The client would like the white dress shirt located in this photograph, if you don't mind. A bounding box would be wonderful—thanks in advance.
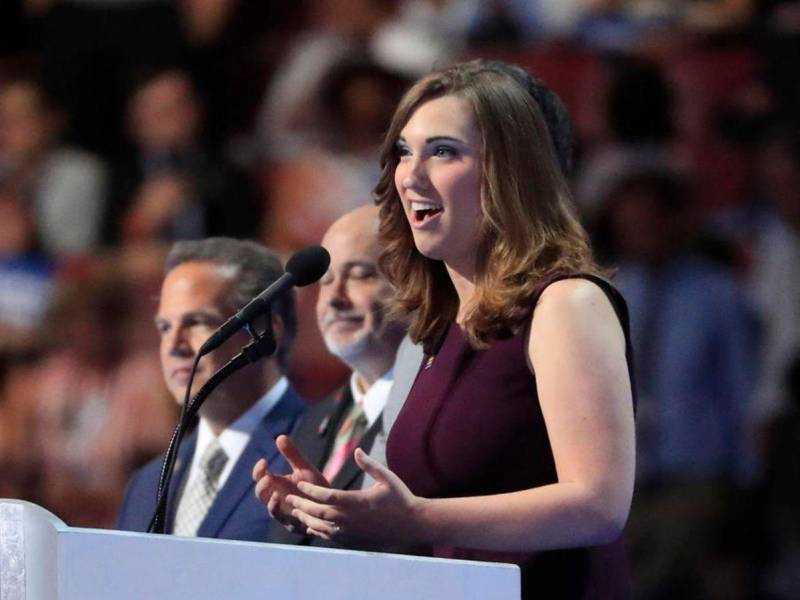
[349,370,393,428]
[183,377,288,492]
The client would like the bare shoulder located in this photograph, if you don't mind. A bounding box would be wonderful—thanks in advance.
[534,278,617,322]
[529,278,625,355]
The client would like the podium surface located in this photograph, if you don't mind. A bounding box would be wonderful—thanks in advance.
[0,499,519,599]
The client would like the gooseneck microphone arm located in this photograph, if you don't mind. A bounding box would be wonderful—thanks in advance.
[197,273,292,356]
[148,332,275,534]
[148,351,248,534]
[197,245,330,357]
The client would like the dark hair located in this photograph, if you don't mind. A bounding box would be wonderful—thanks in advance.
[165,238,296,371]
[320,58,409,122]
[607,58,674,143]
[374,60,598,350]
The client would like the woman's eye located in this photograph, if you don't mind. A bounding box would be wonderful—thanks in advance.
[396,144,411,158]
[434,145,456,158]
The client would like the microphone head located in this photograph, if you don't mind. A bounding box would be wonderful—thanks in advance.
[285,245,330,287]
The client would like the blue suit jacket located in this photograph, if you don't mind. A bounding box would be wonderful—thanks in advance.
[116,386,305,541]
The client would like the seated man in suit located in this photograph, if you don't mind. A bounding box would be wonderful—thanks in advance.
[260,204,405,546]
[117,237,305,541]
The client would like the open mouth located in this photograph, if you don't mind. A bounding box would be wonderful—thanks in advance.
[411,201,443,224]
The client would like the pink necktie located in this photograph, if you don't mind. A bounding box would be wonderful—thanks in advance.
[322,402,368,481]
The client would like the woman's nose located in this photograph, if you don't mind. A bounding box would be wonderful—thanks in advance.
[400,158,428,192]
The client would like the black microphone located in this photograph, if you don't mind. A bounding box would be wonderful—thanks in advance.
[198,245,330,356]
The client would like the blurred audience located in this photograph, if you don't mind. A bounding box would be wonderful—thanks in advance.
[592,166,758,598]
[25,269,175,527]
[0,192,54,357]
[576,57,687,219]
[34,0,190,156]
[255,0,395,159]
[262,59,408,251]
[113,67,261,245]
[758,354,800,598]
[749,125,800,429]
[0,79,108,256]
[597,167,758,481]
[370,0,472,77]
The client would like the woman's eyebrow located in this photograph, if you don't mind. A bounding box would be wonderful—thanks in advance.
[397,135,465,145]
[425,135,464,144]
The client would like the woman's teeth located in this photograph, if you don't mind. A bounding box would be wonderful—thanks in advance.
[411,201,443,222]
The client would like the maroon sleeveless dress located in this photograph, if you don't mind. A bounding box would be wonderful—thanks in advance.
[386,275,635,599]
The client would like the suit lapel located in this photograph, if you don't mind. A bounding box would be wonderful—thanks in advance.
[297,391,351,471]
[197,387,305,538]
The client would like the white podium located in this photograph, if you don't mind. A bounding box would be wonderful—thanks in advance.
[0,499,519,599]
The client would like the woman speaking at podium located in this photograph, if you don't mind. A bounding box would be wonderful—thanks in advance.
[256,60,636,599]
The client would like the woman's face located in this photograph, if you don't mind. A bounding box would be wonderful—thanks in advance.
[394,94,483,272]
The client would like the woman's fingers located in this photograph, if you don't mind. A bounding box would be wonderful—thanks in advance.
[268,492,302,531]
[354,448,397,486]
[292,508,339,540]
[286,494,343,523]
[295,481,364,507]
[266,492,283,519]
[306,527,333,540]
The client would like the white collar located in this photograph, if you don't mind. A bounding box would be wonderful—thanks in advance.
[348,369,393,427]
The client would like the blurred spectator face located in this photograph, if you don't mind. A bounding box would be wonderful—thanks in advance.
[0,194,34,254]
[49,276,129,367]
[128,72,200,154]
[607,59,674,144]
[340,74,397,148]
[0,82,56,167]
[320,61,406,154]
[316,208,397,364]
[309,0,393,37]
[154,261,250,404]
[610,186,673,263]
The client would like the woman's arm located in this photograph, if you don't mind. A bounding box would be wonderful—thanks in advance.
[287,279,635,551]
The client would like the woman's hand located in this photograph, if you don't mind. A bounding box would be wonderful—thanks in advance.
[252,435,329,532]
[286,448,429,547]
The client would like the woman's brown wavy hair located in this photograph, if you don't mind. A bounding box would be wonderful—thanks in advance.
[374,60,600,351]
